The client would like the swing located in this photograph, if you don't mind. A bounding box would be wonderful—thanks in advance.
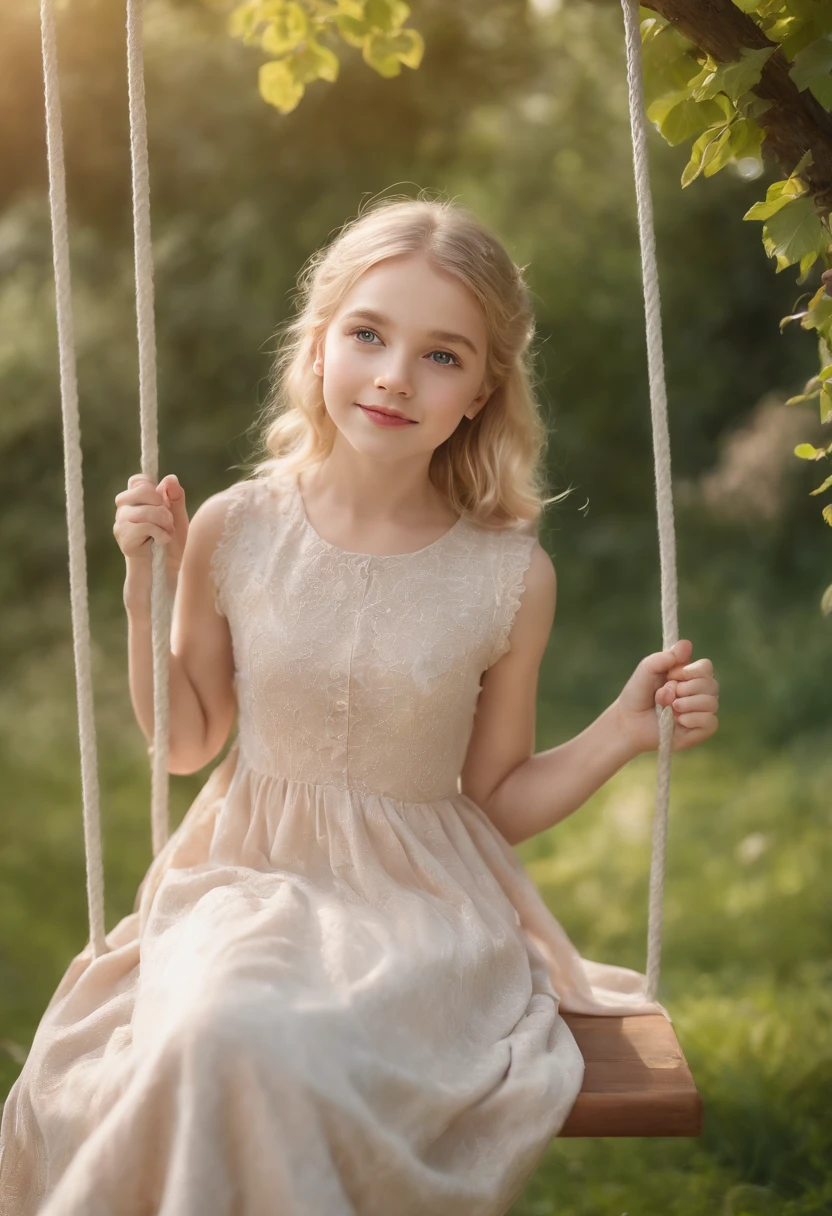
[36,0,701,1140]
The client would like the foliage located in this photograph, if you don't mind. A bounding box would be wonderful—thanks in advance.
[217,0,424,112]
[639,2,832,612]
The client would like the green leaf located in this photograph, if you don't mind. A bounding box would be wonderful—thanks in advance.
[640,18,701,97]
[735,92,774,122]
[713,117,764,170]
[364,0,411,33]
[261,3,308,55]
[290,37,340,83]
[809,472,832,496]
[362,27,423,76]
[821,583,832,615]
[651,94,734,147]
[334,13,371,45]
[768,17,802,45]
[646,92,731,147]
[789,36,832,110]
[702,123,743,178]
[743,176,808,223]
[821,382,832,425]
[760,196,827,272]
[791,149,815,179]
[801,288,832,342]
[794,443,825,459]
[681,125,729,187]
[689,46,777,104]
[259,58,305,112]
[228,2,261,40]
[798,249,821,279]
[823,504,832,527]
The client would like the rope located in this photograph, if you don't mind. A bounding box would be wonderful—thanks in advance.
[126,0,173,860]
[37,0,171,959]
[38,0,107,959]
[621,0,680,1003]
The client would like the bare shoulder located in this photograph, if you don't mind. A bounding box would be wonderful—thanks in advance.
[183,483,252,578]
[190,484,247,543]
[496,538,557,668]
[522,538,557,600]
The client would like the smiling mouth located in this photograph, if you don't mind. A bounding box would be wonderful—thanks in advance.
[356,404,417,423]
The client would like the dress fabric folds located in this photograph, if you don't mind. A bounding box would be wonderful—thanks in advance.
[0,469,667,1215]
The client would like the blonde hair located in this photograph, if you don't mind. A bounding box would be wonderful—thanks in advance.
[239,190,571,530]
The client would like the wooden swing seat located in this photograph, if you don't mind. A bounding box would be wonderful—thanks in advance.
[558,1012,702,1137]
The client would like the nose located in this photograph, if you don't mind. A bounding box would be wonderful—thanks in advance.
[374,357,412,397]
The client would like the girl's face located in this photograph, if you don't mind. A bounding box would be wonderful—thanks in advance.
[313,253,490,460]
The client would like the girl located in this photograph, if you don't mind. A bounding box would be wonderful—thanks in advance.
[0,195,719,1215]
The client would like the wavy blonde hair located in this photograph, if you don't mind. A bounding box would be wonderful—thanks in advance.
[239,190,571,531]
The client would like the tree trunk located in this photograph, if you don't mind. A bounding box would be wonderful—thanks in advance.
[641,0,832,213]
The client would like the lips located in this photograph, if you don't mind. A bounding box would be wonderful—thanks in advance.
[356,404,416,423]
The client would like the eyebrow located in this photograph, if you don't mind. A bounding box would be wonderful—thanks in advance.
[340,308,480,356]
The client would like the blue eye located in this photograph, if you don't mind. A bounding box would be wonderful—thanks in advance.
[350,328,460,367]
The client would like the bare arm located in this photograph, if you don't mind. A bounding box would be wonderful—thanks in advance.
[124,594,206,771]
[124,492,238,775]
[460,543,637,847]
[482,704,637,847]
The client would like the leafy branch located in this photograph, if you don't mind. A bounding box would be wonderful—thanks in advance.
[214,0,424,113]
[640,0,832,615]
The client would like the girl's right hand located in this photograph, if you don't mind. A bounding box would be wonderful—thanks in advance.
[114,474,189,592]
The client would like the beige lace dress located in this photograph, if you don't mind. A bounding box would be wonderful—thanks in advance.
[0,469,665,1216]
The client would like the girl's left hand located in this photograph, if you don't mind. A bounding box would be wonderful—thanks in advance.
[614,639,720,757]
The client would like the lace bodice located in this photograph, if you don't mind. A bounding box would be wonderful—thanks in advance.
[209,471,537,803]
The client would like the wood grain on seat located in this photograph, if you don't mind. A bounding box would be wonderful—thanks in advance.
[558,1013,703,1137]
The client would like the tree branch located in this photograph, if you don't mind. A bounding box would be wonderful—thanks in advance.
[641,0,832,213]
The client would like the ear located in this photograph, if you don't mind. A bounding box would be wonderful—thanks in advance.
[464,385,490,421]
[312,336,324,377]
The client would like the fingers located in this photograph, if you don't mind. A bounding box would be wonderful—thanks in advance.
[668,656,714,680]
[642,640,693,674]
[673,711,719,735]
[126,503,175,532]
[114,475,180,561]
[116,474,184,509]
[159,474,184,504]
[672,693,718,717]
[117,475,164,507]
[672,676,719,697]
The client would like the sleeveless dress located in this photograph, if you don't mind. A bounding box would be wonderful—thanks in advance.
[0,469,667,1216]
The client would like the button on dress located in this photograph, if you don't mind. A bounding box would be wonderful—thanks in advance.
[0,469,666,1216]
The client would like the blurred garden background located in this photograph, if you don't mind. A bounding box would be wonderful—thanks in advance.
[1,0,830,1211]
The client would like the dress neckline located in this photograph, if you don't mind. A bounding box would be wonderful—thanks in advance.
[285,470,467,560]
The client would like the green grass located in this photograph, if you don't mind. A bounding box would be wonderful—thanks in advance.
[1,631,830,1214]
[508,744,832,1215]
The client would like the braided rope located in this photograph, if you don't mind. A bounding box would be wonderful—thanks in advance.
[38,0,107,958]
[38,0,171,958]
[621,0,680,1003]
[126,0,173,860]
